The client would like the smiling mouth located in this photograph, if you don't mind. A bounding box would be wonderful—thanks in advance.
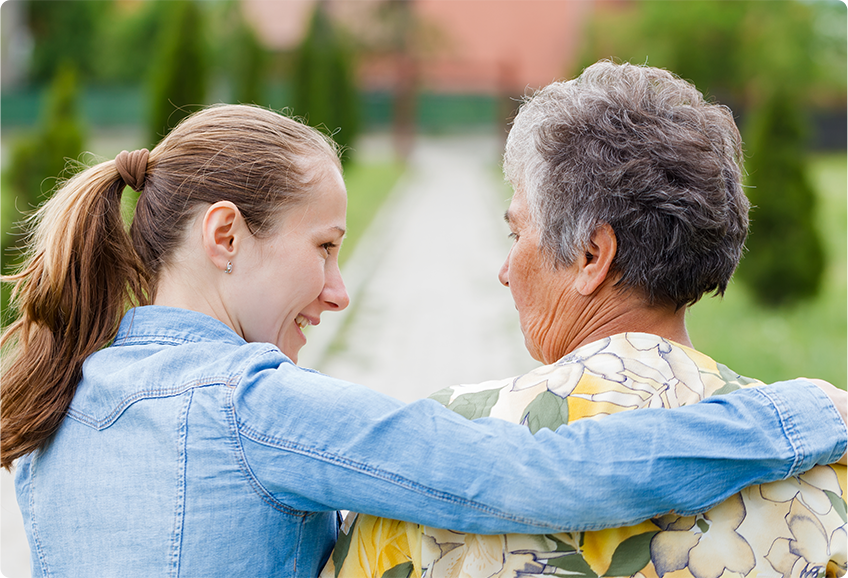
[295,314,312,330]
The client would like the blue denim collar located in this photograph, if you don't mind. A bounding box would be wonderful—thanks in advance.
[113,305,246,348]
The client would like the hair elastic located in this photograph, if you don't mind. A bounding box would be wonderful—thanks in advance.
[115,149,149,192]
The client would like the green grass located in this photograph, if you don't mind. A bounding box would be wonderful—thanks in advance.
[339,160,405,266]
[687,153,847,389]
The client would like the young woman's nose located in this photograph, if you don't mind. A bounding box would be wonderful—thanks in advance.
[322,264,350,311]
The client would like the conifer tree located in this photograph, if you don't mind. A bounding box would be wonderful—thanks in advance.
[8,63,86,214]
[148,0,208,145]
[4,63,86,324]
[231,18,268,106]
[24,0,100,83]
[293,2,360,164]
[736,90,825,306]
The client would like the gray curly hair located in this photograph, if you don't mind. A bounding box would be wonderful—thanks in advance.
[503,61,748,308]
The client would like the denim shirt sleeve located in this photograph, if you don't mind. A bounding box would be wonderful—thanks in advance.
[232,350,847,533]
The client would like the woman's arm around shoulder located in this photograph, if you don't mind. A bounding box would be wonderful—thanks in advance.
[232,354,847,533]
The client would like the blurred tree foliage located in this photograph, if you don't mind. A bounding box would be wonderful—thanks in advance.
[147,0,210,146]
[3,63,87,324]
[94,2,173,85]
[231,19,268,105]
[23,1,100,83]
[578,0,845,106]
[738,90,826,306]
[20,0,268,99]
[293,2,360,164]
[578,0,845,306]
[209,1,270,106]
[813,0,848,98]
[8,64,86,216]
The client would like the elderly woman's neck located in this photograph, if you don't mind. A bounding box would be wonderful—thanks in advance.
[597,302,692,348]
[545,293,692,363]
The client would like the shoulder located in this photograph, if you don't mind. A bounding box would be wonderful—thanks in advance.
[71,338,281,427]
[426,332,765,430]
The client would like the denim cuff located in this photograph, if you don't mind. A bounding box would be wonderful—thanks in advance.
[755,379,847,477]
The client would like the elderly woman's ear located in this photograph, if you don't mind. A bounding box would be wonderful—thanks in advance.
[574,224,617,296]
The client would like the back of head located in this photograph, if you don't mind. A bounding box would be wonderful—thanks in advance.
[504,60,748,308]
[0,104,340,468]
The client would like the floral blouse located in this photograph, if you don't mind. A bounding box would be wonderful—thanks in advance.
[321,333,847,578]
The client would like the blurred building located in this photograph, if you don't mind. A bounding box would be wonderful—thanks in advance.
[242,0,594,95]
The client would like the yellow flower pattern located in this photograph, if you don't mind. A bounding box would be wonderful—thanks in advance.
[320,333,847,578]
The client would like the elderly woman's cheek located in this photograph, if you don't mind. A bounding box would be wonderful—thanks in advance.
[531,273,587,362]
[530,310,564,363]
[517,293,556,362]
[522,324,547,362]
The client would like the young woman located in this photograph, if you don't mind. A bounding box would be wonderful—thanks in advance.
[2,104,844,577]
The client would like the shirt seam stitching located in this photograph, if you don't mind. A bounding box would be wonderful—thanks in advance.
[66,380,228,430]
[169,389,192,578]
[235,423,562,531]
[225,388,310,517]
[752,385,801,477]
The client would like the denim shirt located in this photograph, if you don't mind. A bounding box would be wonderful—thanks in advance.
[15,306,846,578]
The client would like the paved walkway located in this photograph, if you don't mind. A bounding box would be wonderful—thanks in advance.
[0,133,538,577]
[299,132,537,402]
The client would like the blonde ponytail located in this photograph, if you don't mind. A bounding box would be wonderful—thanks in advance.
[1,161,150,469]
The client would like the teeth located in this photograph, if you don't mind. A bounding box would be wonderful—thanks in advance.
[295,314,310,329]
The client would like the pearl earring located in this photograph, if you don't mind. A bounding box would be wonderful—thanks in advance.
[224,261,233,274]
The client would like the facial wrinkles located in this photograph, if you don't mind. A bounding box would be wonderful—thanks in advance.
[516,232,613,363]
[526,275,580,364]
[544,279,638,362]
[545,291,600,362]
[510,227,558,361]
[508,189,576,362]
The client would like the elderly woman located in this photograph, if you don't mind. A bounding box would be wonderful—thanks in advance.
[323,61,847,578]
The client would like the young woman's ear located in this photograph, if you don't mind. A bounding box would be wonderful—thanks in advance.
[574,223,617,296]
[201,201,246,273]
